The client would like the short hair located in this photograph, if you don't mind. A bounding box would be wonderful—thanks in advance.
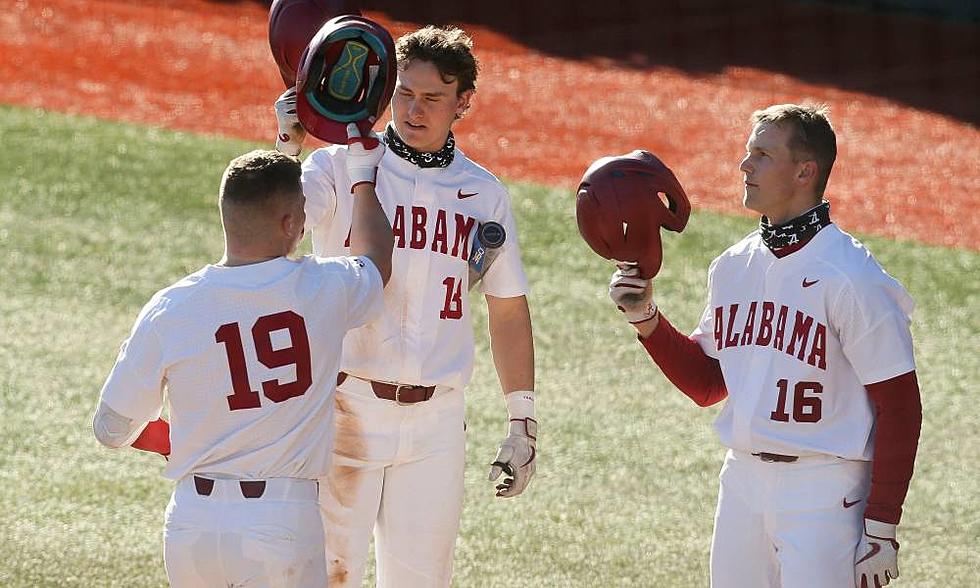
[219,149,302,206]
[395,26,479,94]
[751,103,837,196]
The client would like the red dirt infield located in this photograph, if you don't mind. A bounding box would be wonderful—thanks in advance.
[3,0,977,249]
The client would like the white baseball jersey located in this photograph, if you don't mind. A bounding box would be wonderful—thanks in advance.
[302,145,529,389]
[98,255,383,481]
[692,224,915,460]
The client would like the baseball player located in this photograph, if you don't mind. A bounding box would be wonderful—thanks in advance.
[92,137,393,587]
[609,104,921,587]
[274,25,536,587]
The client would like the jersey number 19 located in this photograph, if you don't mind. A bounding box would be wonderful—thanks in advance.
[214,310,312,411]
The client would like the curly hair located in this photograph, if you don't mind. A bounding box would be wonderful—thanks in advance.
[395,26,479,95]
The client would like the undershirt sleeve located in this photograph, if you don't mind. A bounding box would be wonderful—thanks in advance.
[863,370,922,524]
[639,313,728,407]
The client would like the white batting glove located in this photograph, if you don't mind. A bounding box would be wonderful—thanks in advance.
[274,88,306,156]
[609,263,657,324]
[855,519,900,588]
[489,418,537,498]
[345,123,384,192]
[489,391,537,498]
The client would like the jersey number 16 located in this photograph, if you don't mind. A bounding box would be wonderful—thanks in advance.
[214,310,312,411]
[770,379,824,423]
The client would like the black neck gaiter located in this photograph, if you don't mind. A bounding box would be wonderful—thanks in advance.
[383,123,455,168]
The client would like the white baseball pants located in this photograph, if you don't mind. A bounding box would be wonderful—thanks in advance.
[710,449,870,587]
[320,376,466,588]
[164,476,326,587]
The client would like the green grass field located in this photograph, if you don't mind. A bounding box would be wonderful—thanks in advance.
[1,105,977,586]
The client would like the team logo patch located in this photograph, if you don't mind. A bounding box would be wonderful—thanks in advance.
[328,40,369,101]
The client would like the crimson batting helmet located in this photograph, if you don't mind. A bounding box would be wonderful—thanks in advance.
[576,150,692,279]
[295,15,396,144]
[268,0,362,88]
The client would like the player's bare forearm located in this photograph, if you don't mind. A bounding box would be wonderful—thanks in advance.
[486,294,534,394]
[350,183,394,284]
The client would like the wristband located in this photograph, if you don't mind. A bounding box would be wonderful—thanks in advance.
[504,390,535,421]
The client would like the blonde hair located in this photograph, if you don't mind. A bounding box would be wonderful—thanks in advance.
[752,103,837,196]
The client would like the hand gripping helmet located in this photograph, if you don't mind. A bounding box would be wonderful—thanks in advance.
[575,150,692,279]
[268,0,362,88]
[294,14,397,144]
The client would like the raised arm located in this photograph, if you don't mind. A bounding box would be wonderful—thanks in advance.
[344,124,393,285]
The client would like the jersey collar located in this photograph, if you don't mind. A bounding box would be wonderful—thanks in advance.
[204,256,299,286]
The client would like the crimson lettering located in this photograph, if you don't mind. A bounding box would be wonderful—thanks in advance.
[756,302,775,346]
[724,304,740,348]
[773,305,789,351]
[739,301,758,346]
[713,306,724,350]
[431,210,449,254]
[807,323,827,369]
[410,206,427,249]
[392,206,406,248]
[713,301,829,371]
[371,205,478,262]
[785,311,813,360]
[451,213,476,260]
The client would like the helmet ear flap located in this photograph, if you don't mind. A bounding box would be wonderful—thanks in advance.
[656,169,692,233]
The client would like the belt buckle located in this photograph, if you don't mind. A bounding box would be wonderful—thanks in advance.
[394,384,411,406]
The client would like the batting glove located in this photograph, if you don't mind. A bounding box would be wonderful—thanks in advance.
[489,419,537,498]
[855,519,900,588]
[345,123,384,192]
[274,87,306,156]
[609,263,657,324]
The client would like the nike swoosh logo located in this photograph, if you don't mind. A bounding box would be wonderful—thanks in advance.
[855,541,881,565]
[802,278,819,288]
[457,189,478,199]
[843,498,861,508]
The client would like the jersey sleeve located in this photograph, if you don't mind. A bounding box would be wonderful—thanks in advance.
[333,256,385,330]
[477,185,530,297]
[302,147,340,232]
[97,299,168,424]
[690,257,722,358]
[834,268,916,385]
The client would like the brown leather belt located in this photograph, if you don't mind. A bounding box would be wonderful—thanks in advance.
[194,475,266,498]
[336,372,436,404]
[752,452,799,463]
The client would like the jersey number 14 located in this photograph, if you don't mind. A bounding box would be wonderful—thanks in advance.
[214,310,312,411]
